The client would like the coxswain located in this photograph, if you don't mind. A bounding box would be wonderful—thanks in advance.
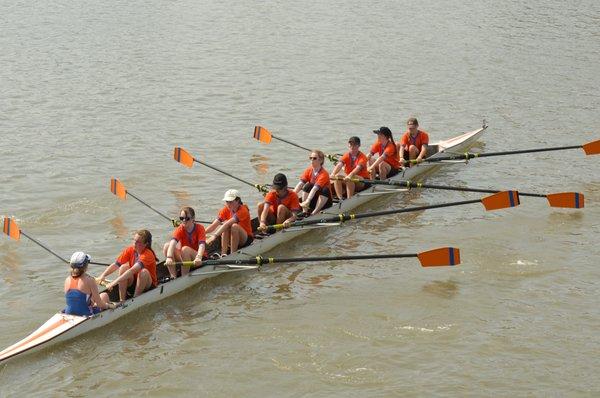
[398,117,429,165]
[64,252,114,316]
[206,189,254,256]
[257,173,300,230]
[294,150,333,216]
[163,206,207,279]
[97,229,158,301]
[366,126,401,180]
[331,136,371,199]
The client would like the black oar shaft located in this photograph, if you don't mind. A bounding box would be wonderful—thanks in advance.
[20,231,68,264]
[429,145,583,162]
[273,135,313,152]
[380,180,546,199]
[191,253,418,267]
[192,158,266,193]
[265,198,483,233]
[126,191,172,222]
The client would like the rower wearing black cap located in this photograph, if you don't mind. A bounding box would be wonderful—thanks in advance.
[366,126,402,180]
[257,173,301,231]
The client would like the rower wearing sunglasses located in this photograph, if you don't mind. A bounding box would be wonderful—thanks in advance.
[163,206,207,278]
[294,149,333,216]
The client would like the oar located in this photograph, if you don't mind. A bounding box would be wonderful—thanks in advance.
[2,217,110,266]
[336,177,584,209]
[416,139,600,163]
[253,126,341,163]
[173,147,270,194]
[174,247,461,268]
[261,191,520,234]
[109,178,210,225]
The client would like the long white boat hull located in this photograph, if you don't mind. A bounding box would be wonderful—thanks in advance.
[0,124,486,364]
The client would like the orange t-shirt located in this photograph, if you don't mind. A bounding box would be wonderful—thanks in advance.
[218,204,253,237]
[370,140,401,169]
[264,189,301,215]
[400,130,429,152]
[300,166,332,200]
[115,246,158,287]
[300,166,331,189]
[172,224,206,252]
[340,151,370,179]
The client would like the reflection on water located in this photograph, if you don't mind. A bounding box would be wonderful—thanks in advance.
[421,279,460,299]
[250,154,270,176]
[108,215,129,239]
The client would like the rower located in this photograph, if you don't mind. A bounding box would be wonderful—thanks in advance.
[163,206,207,279]
[64,252,114,316]
[257,173,300,231]
[206,189,254,257]
[398,117,429,165]
[294,150,333,216]
[366,126,401,180]
[331,136,371,199]
[97,230,158,301]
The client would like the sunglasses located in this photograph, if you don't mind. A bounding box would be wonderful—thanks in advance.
[179,216,191,221]
[309,156,318,160]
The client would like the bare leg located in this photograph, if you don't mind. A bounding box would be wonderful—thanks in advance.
[117,264,134,302]
[230,223,248,253]
[378,162,391,179]
[276,205,292,224]
[220,225,231,255]
[312,194,329,214]
[180,246,198,276]
[134,269,152,297]
[333,179,345,200]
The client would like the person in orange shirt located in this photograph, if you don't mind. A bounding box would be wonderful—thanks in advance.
[163,206,207,279]
[294,150,333,216]
[206,189,254,256]
[97,230,158,302]
[398,117,429,165]
[367,126,401,180]
[257,173,300,230]
[331,136,371,199]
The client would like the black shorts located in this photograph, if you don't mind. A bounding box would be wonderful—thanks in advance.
[302,183,333,211]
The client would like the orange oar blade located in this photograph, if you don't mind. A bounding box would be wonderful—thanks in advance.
[583,140,600,155]
[417,247,460,267]
[109,178,127,200]
[2,217,21,241]
[173,147,194,168]
[253,126,272,144]
[546,192,584,208]
[481,190,520,211]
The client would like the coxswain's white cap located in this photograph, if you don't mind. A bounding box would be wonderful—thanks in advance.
[70,251,91,268]
[222,189,240,202]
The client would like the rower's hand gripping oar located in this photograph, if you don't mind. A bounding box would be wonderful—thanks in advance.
[413,139,600,164]
[262,191,521,234]
[173,247,461,269]
[2,217,111,266]
[338,177,585,209]
[253,126,341,163]
[109,178,210,226]
[173,147,270,194]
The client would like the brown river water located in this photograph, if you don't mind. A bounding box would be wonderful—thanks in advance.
[1,0,599,396]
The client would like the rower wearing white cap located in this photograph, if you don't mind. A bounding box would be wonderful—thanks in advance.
[64,252,114,316]
[206,189,254,257]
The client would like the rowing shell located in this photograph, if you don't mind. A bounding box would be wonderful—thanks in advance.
[0,123,487,364]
